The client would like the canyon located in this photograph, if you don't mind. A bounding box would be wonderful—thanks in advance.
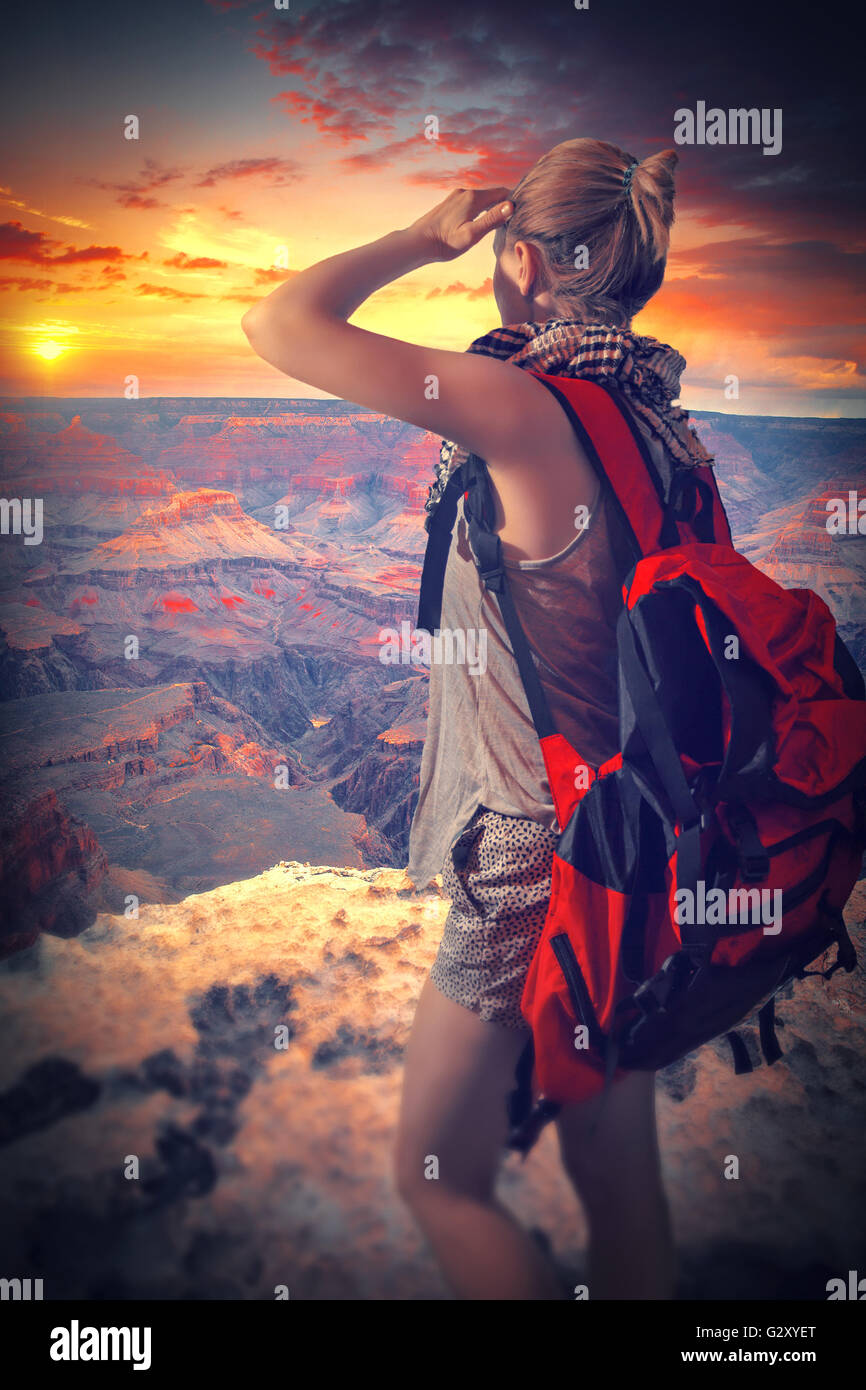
[1,397,864,951]
[0,398,438,950]
[0,393,863,1300]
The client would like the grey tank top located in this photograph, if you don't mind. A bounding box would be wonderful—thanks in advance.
[405,406,668,890]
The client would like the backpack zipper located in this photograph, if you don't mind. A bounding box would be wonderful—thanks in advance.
[550,933,606,1051]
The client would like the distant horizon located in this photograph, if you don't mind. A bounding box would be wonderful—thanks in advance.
[2,395,865,425]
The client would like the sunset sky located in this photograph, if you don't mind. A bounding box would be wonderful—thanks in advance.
[1,0,863,415]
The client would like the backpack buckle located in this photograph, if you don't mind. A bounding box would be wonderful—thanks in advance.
[479,564,505,593]
[741,851,769,883]
[726,803,769,882]
[633,979,664,1015]
[633,955,682,1015]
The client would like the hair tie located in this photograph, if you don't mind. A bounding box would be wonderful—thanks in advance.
[622,160,639,194]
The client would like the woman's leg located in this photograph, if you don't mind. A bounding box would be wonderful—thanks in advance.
[556,1070,675,1299]
[393,975,564,1300]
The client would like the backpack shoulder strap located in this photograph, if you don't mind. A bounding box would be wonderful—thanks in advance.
[528,373,733,552]
[415,376,657,636]
[416,462,467,634]
[460,452,558,740]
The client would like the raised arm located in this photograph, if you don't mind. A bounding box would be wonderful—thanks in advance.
[241,189,574,471]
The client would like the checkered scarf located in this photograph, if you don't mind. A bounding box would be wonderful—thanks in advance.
[423,318,714,531]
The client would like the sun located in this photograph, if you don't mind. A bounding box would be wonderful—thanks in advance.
[33,340,67,361]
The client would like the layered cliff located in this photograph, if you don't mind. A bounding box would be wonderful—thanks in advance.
[0,787,108,954]
[299,674,428,863]
[1,397,863,966]
[0,681,388,947]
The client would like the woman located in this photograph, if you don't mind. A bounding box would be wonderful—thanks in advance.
[243,138,710,1301]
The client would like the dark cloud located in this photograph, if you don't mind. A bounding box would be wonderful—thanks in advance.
[52,244,128,265]
[665,237,866,366]
[117,193,163,210]
[240,0,863,403]
[250,0,861,244]
[0,274,85,294]
[85,158,186,210]
[672,238,866,287]
[195,157,302,188]
[0,221,59,261]
[0,220,129,265]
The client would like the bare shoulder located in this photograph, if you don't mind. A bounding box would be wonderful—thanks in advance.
[453,356,583,462]
[475,366,601,562]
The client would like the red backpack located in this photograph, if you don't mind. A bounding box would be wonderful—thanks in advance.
[417,373,866,1153]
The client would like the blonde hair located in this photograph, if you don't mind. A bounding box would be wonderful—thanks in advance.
[499,138,678,324]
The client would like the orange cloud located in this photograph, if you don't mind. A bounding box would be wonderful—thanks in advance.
[135,283,206,301]
[0,274,85,294]
[253,267,296,285]
[163,252,229,270]
[0,221,133,266]
[426,278,494,301]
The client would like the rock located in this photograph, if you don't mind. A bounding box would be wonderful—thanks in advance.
[0,866,861,1299]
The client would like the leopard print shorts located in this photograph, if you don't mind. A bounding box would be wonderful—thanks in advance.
[430,805,560,1031]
